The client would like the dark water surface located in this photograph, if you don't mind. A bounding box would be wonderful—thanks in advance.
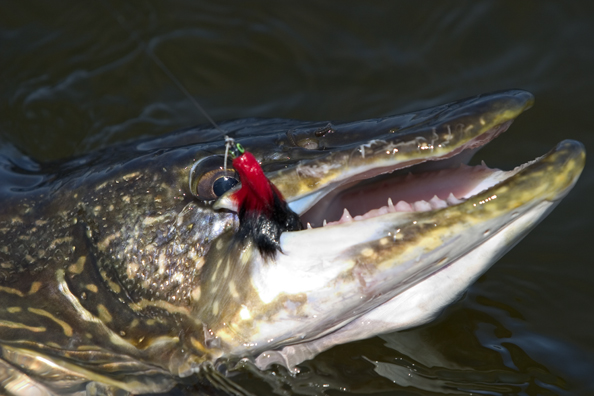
[1,1,593,395]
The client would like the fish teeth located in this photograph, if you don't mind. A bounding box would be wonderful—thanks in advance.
[307,222,313,229]
[387,198,395,212]
[413,200,432,212]
[341,208,353,222]
[320,193,464,225]
[429,195,447,209]
[395,200,412,212]
[447,193,462,205]
[377,206,389,215]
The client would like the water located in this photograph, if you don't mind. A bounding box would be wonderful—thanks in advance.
[1,1,593,395]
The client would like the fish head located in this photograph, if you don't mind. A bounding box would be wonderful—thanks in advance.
[176,89,584,366]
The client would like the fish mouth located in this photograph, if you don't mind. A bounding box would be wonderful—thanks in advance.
[298,120,514,228]
[275,90,536,226]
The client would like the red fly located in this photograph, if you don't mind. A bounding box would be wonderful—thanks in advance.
[225,139,302,257]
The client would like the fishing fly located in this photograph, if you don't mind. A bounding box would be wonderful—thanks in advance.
[222,136,302,257]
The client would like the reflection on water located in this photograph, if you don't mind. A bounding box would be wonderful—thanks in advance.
[1,1,594,395]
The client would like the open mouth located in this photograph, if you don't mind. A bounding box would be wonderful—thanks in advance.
[298,121,519,229]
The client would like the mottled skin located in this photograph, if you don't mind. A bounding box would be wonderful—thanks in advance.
[0,147,224,392]
[0,90,585,395]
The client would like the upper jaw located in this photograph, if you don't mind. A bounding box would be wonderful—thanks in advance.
[273,89,534,214]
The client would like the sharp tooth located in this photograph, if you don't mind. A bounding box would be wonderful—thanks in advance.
[447,193,462,205]
[481,160,487,167]
[429,195,447,209]
[387,198,395,211]
[307,222,313,229]
[413,200,432,212]
[395,200,412,212]
[341,208,353,222]
[323,219,327,226]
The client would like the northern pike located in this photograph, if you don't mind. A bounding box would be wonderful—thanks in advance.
[0,90,585,395]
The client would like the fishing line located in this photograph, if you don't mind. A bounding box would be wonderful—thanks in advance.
[101,0,227,136]
[102,2,244,179]
[223,135,235,177]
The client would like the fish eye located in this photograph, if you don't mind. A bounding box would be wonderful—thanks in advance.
[212,176,239,197]
[189,156,239,200]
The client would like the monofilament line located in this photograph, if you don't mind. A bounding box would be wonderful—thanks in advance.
[101,0,227,136]
[224,135,235,177]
